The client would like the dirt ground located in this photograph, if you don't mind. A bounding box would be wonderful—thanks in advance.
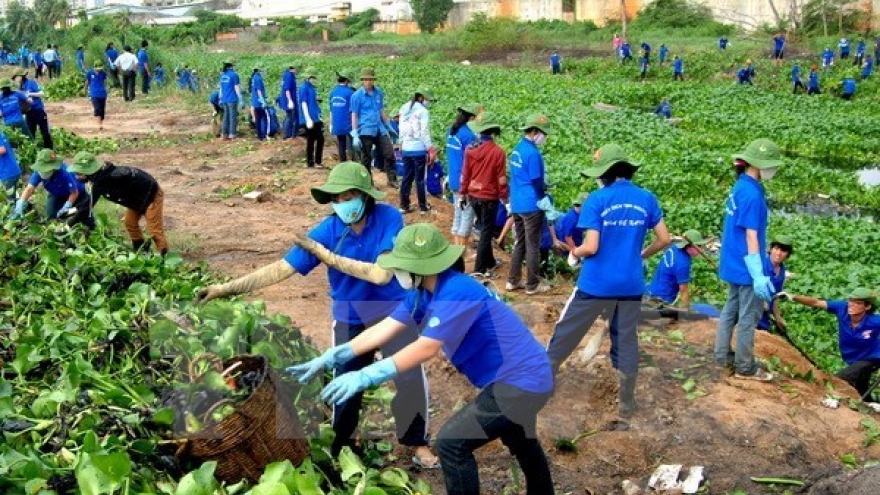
[46,95,880,494]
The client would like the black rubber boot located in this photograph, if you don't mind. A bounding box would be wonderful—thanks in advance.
[132,239,151,253]
[386,167,399,189]
[618,370,638,418]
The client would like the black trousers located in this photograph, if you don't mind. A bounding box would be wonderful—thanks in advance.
[837,360,880,396]
[471,198,499,273]
[26,107,52,149]
[122,70,136,101]
[303,121,324,167]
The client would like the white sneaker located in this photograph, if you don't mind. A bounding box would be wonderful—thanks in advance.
[505,282,525,291]
[525,284,551,295]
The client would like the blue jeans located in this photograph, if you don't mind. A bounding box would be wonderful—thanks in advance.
[437,383,553,495]
[283,109,298,139]
[221,103,238,138]
[46,192,95,229]
[400,154,427,210]
[450,193,475,237]
[140,70,151,94]
[714,283,762,374]
[253,107,268,139]
[2,175,19,202]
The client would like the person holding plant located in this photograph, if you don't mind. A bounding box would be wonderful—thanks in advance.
[68,152,168,255]
[329,70,355,161]
[398,87,435,214]
[85,61,108,131]
[195,161,437,467]
[298,67,324,168]
[553,193,586,252]
[756,236,793,332]
[218,60,243,140]
[546,144,670,418]
[776,288,880,396]
[447,104,480,249]
[646,229,708,311]
[289,222,555,495]
[14,70,52,149]
[0,78,33,138]
[0,130,21,203]
[9,149,94,228]
[715,138,785,382]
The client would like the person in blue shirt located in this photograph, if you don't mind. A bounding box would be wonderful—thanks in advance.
[808,65,821,94]
[550,51,561,74]
[298,67,324,168]
[658,44,668,65]
[189,69,200,92]
[176,64,191,90]
[350,67,395,184]
[280,65,298,140]
[719,37,729,50]
[0,78,32,138]
[249,67,270,141]
[153,62,165,86]
[756,236,793,332]
[654,99,672,119]
[137,40,151,95]
[75,46,85,73]
[447,104,479,248]
[547,143,670,418]
[506,113,553,295]
[822,47,835,71]
[9,149,94,228]
[329,71,355,161]
[855,40,866,66]
[779,288,880,396]
[197,162,437,466]
[18,45,28,69]
[13,70,52,149]
[791,62,805,93]
[862,55,874,79]
[85,61,108,131]
[772,33,785,65]
[640,41,652,62]
[218,60,243,140]
[646,229,708,310]
[0,131,21,203]
[841,77,857,100]
[553,193,586,252]
[715,138,785,382]
[639,55,650,80]
[32,50,43,79]
[620,42,633,63]
[289,223,555,495]
[208,88,222,137]
[839,37,851,59]
[737,60,755,85]
[672,55,684,80]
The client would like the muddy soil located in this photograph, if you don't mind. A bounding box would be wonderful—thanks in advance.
[46,95,880,494]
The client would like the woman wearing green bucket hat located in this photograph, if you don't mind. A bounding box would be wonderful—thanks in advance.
[756,235,794,332]
[715,138,785,382]
[196,161,437,464]
[9,149,94,228]
[776,287,880,396]
[289,223,554,495]
[645,228,709,311]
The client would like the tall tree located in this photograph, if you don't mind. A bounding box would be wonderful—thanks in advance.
[5,1,41,41]
[34,0,71,29]
[411,0,454,34]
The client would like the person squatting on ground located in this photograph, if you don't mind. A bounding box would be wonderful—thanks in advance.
[447,104,480,250]
[195,161,438,466]
[299,67,324,167]
[85,61,108,131]
[646,229,708,311]
[715,138,785,382]
[350,67,397,186]
[114,45,139,102]
[777,288,880,396]
[756,236,793,332]
[546,143,670,418]
[398,87,436,214]
[329,71,355,161]
[14,70,52,149]
[9,149,94,229]
[289,223,555,495]
[68,152,169,255]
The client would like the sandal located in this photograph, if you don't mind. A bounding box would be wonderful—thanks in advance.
[411,455,442,470]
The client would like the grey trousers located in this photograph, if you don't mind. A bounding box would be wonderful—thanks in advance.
[508,211,545,290]
[714,283,762,375]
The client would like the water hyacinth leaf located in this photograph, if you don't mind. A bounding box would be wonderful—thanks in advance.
[258,460,298,492]
[174,461,219,495]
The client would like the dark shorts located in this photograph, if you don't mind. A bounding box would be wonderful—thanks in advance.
[774,49,784,59]
[91,97,106,118]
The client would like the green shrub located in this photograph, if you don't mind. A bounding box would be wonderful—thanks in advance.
[257,28,277,43]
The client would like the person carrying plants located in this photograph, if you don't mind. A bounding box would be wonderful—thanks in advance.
[13,70,52,149]
[546,144,670,418]
[9,149,94,228]
[398,87,436,214]
[218,60,243,140]
[85,61,108,131]
[280,65,298,140]
[250,67,270,141]
[776,288,880,396]
[0,130,21,203]
[549,51,561,74]
[715,138,785,382]
[195,161,438,467]
[329,70,355,161]
[298,67,324,168]
[506,113,554,295]
[756,236,793,333]
[459,112,507,277]
[553,192,586,252]
[0,77,33,138]
[447,104,480,249]
[645,229,708,311]
[350,67,396,186]
[288,222,555,495]
[68,152,169,255]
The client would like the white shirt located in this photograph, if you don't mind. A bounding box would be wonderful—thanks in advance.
[114,52,138,71]
[42,49,56,63]
[398,101,432,153]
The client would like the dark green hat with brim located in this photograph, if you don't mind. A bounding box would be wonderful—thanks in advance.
[467,111,501,134]
[303,67,318,79]
[415,87,435,100]
[519,113,553,134]
[12,70,27,78]
[310,161,385,204]
[68,151,101,176]
[31,149,63,174]
[848,287,878,309]
[336,70,353,81]
[94,60,104,69]
[223,59,235,65]
[458,104,483,116]
[675,229,708,248]
[770,235,794,252]
[378,223,465,276]
[0,78,12,89]
[360,67,377,80]
[732,138,784,170]
[581,143,640,178]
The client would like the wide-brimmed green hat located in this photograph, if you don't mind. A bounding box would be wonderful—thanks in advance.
[0,78,12,89]
[770,235,794,253]
[467,111,501,134]
[732,138,784,170]
[222,59,235,65]
[310,161,385,204]
[519,113,553,134]
[303,67,317,79]
[31,149,63,174]
[360,67,377,80]
[336,70,353,81]
[581,143,640,178]
[94,60,104,69]
[458,103,483,116]
[12,70,27,78]
[848,287,877,309]
[68,151,102,176]
[415,87,435,100]
[675,229,708,248]
[378,223,465,276]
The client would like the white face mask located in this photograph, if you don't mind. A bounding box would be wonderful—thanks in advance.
[533,132,547,146]
[393,270,422,290]
[422,100,431,108]
[759,167,778,180]
[595,179,604,189]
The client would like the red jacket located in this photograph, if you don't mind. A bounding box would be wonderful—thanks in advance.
[460,139,508,201]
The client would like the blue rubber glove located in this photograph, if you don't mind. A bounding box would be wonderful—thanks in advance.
[744,253,775,302]
[56,201,73,218]
[258,97,266,108]
[9,198,26,220]
[321,358,398,405]
[536,196,554,212]
[350,130,362,150]
[286,343,354,384]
